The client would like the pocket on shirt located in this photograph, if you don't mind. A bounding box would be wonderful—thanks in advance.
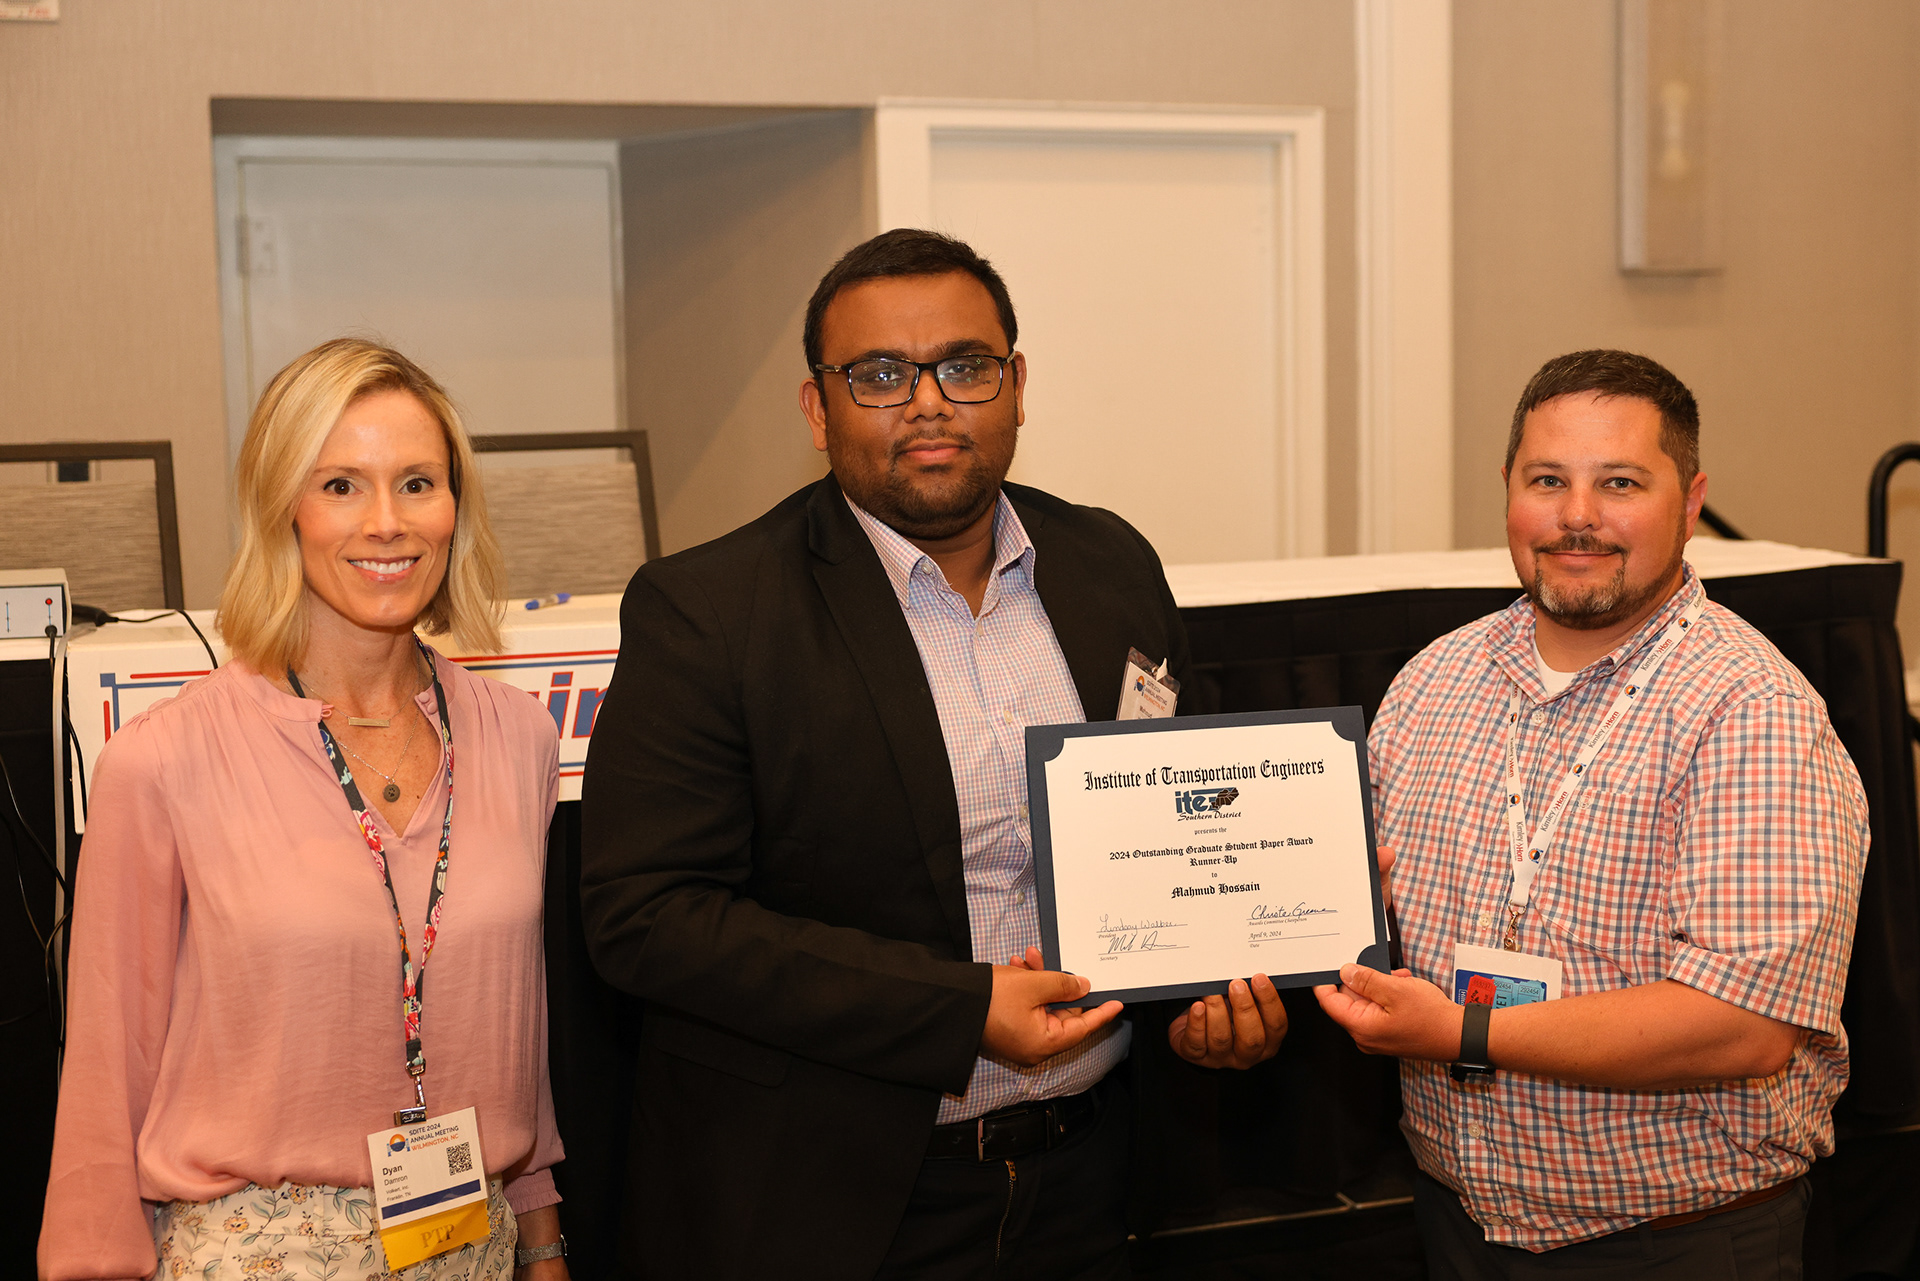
[1531,768,1679,986]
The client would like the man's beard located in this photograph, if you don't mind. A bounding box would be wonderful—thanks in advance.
[831,424,1016,542]
[1524,529,1684,632]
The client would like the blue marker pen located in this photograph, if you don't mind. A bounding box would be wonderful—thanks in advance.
[524,592,572,610]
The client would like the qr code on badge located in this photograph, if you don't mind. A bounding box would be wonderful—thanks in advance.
[446,1141,473,1176]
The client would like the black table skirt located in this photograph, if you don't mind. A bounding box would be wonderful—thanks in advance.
[543,564,1920,1268]
[0,658,65,1281]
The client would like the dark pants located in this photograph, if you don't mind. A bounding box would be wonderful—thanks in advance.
[1415,1170,1808,1281]
[873,1076,1132,1281]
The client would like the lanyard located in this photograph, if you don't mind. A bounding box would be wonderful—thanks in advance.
[289,641,454,1124]
[1498,591,1702,951]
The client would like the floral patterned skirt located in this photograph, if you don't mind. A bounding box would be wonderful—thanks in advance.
[150,1177,516,1280]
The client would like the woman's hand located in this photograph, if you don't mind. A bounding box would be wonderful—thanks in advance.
[513,1204,568,1281]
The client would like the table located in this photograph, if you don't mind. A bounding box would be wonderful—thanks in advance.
[53,539,1870,819]
[1133,540,1920,1247]
[32,539,1920,1271]
[59,595,624,827]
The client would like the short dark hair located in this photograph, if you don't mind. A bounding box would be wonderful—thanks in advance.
[802,228,1018,371]
[1507,349,1700,484]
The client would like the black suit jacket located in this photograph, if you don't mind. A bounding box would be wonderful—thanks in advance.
[580,476,1194,1279]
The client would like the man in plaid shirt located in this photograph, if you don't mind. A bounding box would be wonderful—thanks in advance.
[1317,350,1868,1278]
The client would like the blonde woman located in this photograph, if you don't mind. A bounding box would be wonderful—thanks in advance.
[39,339,569,1281]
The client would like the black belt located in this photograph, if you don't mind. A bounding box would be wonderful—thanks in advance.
[924,1083,1105,1162]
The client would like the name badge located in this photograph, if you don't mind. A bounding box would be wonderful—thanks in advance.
[1117,648,1179,720]
[365,1107,490,1271]
[1453,941,1562,1006]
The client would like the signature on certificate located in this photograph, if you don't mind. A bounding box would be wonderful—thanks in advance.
[1245,902,1340,943]
[1097,912,1189,955]
[1247,902,1337,923]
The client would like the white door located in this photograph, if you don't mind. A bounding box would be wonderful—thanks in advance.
[877,104,1326,563]
[214,138,624,462]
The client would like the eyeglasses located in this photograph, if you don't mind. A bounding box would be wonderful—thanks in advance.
[812,354,1012,408]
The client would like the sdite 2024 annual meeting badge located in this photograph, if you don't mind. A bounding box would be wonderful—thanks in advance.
[1026,707,1391,1005]
[364,1108,490,1270]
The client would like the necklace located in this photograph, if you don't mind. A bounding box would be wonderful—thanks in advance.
[301,689,406,728]
[296,660,429,803]
[336,710,422,804]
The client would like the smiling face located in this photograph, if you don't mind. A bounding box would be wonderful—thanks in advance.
[1506,390,1707,634]
[293,389,458,640]
[799,271,1025,544]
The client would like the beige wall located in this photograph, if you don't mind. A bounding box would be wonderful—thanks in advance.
[1454,1,1920,590]
[622,113,869,555]
[0,1,1359,607]
[14,2,1920,616]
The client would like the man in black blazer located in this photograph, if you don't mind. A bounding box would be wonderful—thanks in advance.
[581,229,1287,1279]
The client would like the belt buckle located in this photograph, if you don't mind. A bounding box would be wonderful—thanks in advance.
[976,1116,987,1162]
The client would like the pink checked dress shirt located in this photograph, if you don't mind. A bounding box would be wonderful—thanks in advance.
[848,493,1129,1122]
[39,658,564,1281]
[1371,566,1868,1249]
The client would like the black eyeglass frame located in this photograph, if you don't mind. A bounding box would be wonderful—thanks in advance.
[811,353,1016,408]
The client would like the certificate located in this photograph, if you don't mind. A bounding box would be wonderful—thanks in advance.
[1027,707,1390,1004]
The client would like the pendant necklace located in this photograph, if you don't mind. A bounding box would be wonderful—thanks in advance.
[296,664,427,803]
[338,711,422,804]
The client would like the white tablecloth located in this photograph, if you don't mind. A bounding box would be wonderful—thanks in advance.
[60,595,623,827]
[1162,537,1875,608]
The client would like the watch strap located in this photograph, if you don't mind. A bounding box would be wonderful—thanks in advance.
[515,1235,567,1266]
[1448,1000,1494,1081]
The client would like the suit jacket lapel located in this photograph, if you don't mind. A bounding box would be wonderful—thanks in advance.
[806,480,973,958]
[1018,494,1127,722]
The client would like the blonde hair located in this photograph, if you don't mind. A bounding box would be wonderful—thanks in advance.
[218,338,506,674]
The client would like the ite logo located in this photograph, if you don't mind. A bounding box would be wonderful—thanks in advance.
[387,1134,409,1154]
[1174,787,1240,815]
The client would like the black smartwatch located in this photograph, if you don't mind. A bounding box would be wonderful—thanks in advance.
[1448,1001,1494,1082]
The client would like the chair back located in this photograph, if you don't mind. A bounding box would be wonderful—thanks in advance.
[0,442,183,610]
[471,432,661,600]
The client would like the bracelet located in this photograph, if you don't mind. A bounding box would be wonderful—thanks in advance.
[516,1235,567,1267]
[1448,1001,1495,1082]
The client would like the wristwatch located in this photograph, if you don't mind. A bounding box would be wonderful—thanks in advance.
[516,1235,567,1267]
[1448,1001,1495,1082]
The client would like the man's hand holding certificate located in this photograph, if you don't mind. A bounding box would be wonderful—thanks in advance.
[1026,708,1390,1006]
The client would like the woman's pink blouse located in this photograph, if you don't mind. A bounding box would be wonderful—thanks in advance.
[39,659,565,1281]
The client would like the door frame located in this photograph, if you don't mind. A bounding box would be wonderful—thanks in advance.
[874,99,1328,559]
[209,135,626,482]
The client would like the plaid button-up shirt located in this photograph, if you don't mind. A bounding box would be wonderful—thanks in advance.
[849,493,1129,1122]
[1370,565,1868,1249]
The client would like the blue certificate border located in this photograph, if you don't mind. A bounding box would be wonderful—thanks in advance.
[1026,706,1391,1006]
